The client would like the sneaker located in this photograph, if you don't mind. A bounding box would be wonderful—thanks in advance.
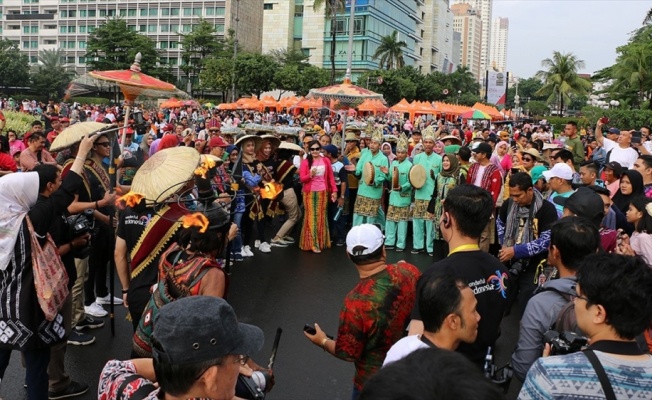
[282,236,295,244]
[396,248,404,252]
[49,380,89,399]
[95,294,123,305]
[410,248,424,254]
[335,239,346,247]
[428,252,434,257]
[254,240,261,248]
[242,245,254,257]
[67,331,95,346]
[75,316,104,331]
[259,242,272,253]
[385,245,395,250]
[231,251,244,262]
[84,302,107,318]
[270,238,289,247]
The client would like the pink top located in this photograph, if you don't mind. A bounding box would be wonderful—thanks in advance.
[9,139,25,156]
[300,156,337,194]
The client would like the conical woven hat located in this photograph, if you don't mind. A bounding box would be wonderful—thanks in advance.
[50,122,110,152]
[131,147,200,204]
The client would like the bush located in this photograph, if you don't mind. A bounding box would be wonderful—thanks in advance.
[3,110,38,137]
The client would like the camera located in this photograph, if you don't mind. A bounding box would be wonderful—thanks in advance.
[236,371,272,400]
[483,347,512,392]
[509,259,528,278]
[543,330,588,355]
[66,209,95,259]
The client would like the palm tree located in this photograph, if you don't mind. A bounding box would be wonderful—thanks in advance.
[32,49,76,98]
[372,31,407,70]
[644,7,652,24]
[313,0,345,84]
[611,42,652,109]
[535,51,591,116]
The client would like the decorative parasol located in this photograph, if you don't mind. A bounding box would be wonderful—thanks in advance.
[131,147,201,205]
[160,98,183,108]
[49,122,111,152]
[460,109,492,120]
[279,142,303,152]
[309,77,384,108]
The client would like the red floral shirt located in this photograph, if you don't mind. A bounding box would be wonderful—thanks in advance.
[335,261,421,390]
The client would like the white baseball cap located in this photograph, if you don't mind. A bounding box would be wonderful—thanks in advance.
[542,163,573,181]
[346,224,384,256]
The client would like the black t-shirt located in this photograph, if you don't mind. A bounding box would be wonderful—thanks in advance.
[412,251,510,367]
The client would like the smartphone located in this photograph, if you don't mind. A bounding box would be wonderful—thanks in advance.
[303,324,317,335]
[600,117,610,124]
[632,131,642,144]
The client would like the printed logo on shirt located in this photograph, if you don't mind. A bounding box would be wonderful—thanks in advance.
[468,270,508,298]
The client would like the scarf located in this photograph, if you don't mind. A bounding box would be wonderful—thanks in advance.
[440,153,460,179]
[0,172,39,270]
[381,143,396,163]
[504,189,544,248]
[468,162,500,192]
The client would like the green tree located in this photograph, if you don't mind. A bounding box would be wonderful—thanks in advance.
[235,53,279,97]
[644,7,652,25]
[299,65,331,96]
[313,0,346,84]
[505,77,545,109]
[179,19,224,96]
[199,57,233,101]
[85,18,169,79]
[30,49,76,99]
[372,31,408,70]
[268,47,311,68]
[526,100,549,117]
[535,51,592,116]
[0,39,30,91]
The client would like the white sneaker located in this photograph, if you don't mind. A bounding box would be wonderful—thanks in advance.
[259,242,272,253]
[96,294,123,305]
[84,302,107,318]
[242,245,254,257]
[254,240,261,248]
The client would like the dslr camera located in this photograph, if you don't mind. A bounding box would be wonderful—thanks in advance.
[236,370,273,400]
[543,330,588,355]
[66,209,95,259]
[509,259,528,278]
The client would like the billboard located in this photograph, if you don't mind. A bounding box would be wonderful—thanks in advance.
[486,71,507,106]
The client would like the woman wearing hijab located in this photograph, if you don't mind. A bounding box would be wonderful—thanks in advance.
[427,153,462,261]
[434,140,445,156]
[0,135,96,400]
[409,143,424,162]
[381,142,396,164]
[612,169,645,213]
[491,141,512,177]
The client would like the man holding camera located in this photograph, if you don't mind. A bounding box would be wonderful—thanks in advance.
[595,119,639,169]
[304,224,420,399]
[511,217,600,383]
[519,253,652,399]
[497,172,558,317]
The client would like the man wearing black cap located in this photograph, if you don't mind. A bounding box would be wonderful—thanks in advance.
[603,161,623,197]
[563,186,617,253]
[100,296,265,400]
[467,141,503,252]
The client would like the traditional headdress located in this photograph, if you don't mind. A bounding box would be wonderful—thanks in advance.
[331,132,342,148]
[397,132,409,153]
[371,126,384,144]
[422,124,436,142]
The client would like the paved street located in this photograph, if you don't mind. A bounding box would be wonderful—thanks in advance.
[0,235,520,400]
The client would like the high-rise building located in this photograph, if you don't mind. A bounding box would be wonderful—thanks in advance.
[261,0,455,80]
[450,0,491,73]
[489,17,508,72]
[451,3,482,79]
[1,0,263,86]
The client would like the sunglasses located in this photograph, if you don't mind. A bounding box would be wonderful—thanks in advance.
[522,157,534,162]
[95,142,110,147]
[310,147,321,151]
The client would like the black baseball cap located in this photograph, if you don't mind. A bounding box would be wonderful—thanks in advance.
[603,161,623,178]
[471,142,492,155]
[152,296,264,365]
[563,187,605,228]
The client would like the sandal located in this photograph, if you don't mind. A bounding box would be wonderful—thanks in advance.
[312,248,321,254]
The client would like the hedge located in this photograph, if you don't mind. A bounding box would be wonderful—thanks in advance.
[547,109,652,133]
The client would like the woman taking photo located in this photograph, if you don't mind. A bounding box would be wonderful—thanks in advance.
[299,140,337,253]
[427,153,462,260]
[617,196,652,266]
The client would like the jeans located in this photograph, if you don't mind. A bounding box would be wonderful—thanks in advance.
[0,347,51,399]
[328,201,346,241]
[232,212,244,253]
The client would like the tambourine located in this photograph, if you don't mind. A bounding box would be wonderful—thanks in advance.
[392,166,400,191]
[409,164,426,189]
[363,162,375,186]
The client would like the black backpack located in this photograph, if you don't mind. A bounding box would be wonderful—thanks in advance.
[542,287,582,335]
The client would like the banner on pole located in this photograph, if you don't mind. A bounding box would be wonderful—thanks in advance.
[486,71,507,106]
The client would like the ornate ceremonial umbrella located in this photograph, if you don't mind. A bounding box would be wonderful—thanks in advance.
[460,109,492,120]
[309,77,384,108]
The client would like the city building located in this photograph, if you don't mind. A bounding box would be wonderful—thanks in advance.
[451,30,461,72]
[489,16,508,72]
[261,0,455,81]
[451,3,482,79]
[450,0,491,73]
[1,0,263,86]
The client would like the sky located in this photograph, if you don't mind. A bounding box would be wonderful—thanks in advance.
[493,0,651,78]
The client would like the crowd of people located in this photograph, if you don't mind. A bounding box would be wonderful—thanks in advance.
[0,99,652,400]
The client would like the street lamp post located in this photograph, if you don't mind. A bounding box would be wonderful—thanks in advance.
[457,90,461,105]
[230,0,240,103]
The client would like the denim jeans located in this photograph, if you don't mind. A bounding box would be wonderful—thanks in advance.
[232,212,244,253]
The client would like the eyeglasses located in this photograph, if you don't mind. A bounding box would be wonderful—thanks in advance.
[571,285,591,304]
[522,157,534,162]
[310,147,321,151]
[95,142,110,147]
[235,354,249,365]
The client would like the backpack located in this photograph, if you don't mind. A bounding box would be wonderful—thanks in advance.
[542,286,582,335]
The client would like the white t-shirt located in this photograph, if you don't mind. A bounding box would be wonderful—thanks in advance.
[473,165,486,187]
[382,335,429,366]
[602,138,639,169]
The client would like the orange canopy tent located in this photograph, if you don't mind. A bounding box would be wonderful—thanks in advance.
[357,98,388,114]
[278,96,300,110]
[260,96,279,111]
[390,99,412,114]
[160,98,183,108]
[217,102,237,110]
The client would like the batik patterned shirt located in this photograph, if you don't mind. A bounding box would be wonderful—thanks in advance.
[335,261,421,390]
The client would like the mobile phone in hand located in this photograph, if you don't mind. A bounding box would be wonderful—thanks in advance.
[303,324,317,335]
[600,117,610,124]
